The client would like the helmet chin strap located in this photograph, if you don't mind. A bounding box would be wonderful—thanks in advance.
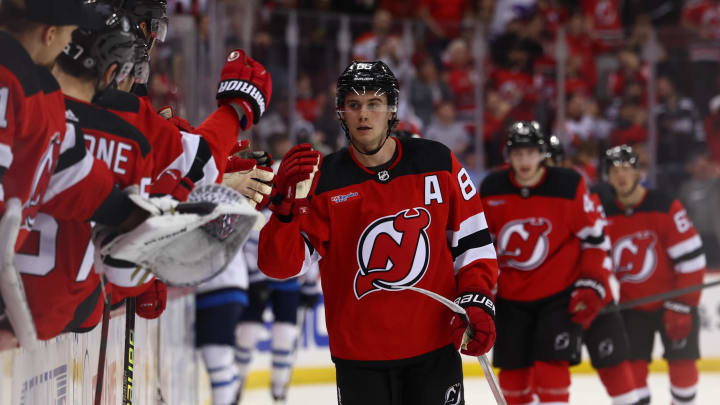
[339,112,396,157]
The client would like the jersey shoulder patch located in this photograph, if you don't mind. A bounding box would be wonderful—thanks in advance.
[637,189,674,213]
[398,137,452,174]
[92,88,141,113]
[0,32,40,96]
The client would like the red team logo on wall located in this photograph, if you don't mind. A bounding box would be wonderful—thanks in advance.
[612,231,658,283]
[354,208,431,299]
[496,217,552,270]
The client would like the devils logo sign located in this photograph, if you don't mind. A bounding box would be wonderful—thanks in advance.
[354,208,432,299]
[496,217,552,270]
[612,230,658,283]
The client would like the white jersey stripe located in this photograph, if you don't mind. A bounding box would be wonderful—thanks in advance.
[668,234,703,259]
[576,218,605,240]
[454,244,497,274]
[0,142,12,168]
[42,149,93,204]
[582,237,611,251]
[675,254,706,274]
[155,130,201,181]
[448,212,489,247]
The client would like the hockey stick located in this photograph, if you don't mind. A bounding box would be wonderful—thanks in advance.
[122,298,136,405]
[395,286,507,405]
[0,198,39,349]
[598,279,720,314]
[94,291,111,405]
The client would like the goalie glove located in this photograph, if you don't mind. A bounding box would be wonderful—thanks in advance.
[269,144,321,219]
[216,49,272,130]
[450,291,496,356]
[93,185,263,287]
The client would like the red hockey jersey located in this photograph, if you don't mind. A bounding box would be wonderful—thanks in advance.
[480,167,611,302]
[600,189,706,311]
[0,33,70,246]
[18,96,154,339]
[258,138,499,362]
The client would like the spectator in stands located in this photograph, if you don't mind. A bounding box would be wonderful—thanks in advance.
[483,90,513,167]
[410,57,453,127]
[607,48,647,98]
[679,147,720,268]
[609,82,648,146]
[424,100,471,155]
[682,0,720,40]
[581,0,623,51]
[295,72,325,123]
[564,10,599,91]
[443,38,477,119]
[655,75,705,173]
[489,32,539,122]
[417,0,471,43]
[353,8,394,61]
[565,92,612,147]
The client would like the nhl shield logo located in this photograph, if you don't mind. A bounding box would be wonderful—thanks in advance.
[354,208,432,299]
[496,217,552,271]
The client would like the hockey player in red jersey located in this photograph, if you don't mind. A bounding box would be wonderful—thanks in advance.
[258,61,499,405]
[600,145,706,405]
[480,121,611,405]
[0,0,106,246]
[546,137,642,405]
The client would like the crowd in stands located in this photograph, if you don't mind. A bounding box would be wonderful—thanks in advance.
[154,0,720,267]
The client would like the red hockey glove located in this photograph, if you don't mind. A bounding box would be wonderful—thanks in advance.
[216,49,272,130]
[569,278,606,329]
[450,291,496,356]
[663,301,693,341]
[269,144,321,219]
[135,280,167,319]
[158,105,196,132]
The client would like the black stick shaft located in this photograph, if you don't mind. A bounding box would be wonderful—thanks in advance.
[93,293,111,405]
[600,278,720,314]
[122,298,136,405]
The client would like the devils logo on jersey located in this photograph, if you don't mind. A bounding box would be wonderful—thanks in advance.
[496,217,552,270]
[612,230,658,283]
[354,208,431,299]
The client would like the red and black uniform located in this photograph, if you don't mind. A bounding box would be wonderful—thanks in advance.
[480,166,610,404]
[600,189,705,405]
[258,138,498,403]
[16,88,242,339]
[0,33,101,247]
[17,96,154,339]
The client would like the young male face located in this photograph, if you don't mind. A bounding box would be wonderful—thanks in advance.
[508,147,544,183]
[340,92,394,153]
[607,163,639,197]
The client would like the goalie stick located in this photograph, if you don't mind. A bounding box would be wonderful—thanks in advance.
[0,198,39,349]
[599,279,720,314]
[392,286,507,405]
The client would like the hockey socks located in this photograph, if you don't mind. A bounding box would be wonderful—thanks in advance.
[235,322,265,390]
[200,345,240,405]
[535,361,570,404]
[499,368,536,405]
[596,361,640,405]
[628,360,650,405]
[669,360,698,405]
[270,322,299,402]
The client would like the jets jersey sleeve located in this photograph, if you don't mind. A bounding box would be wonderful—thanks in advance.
[660,199,706,306]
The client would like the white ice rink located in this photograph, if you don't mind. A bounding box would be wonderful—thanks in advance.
[240,373,720,405]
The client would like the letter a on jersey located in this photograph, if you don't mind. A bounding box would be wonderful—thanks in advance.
[354,208,431,299]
